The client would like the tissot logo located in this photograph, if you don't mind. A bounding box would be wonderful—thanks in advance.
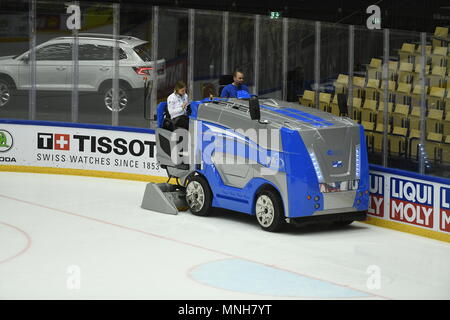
[0,130,13,152]
[37,132,156,157]
[37,133,71,151]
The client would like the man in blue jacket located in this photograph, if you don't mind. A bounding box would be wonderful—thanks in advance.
[220,69,250,98]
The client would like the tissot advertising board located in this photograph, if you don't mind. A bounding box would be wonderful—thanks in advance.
[0,124,165,177]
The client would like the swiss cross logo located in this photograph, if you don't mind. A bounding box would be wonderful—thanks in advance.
[37,133,70,151]
[54,134,70,150]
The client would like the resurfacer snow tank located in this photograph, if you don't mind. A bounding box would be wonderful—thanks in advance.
[141,95,369,232]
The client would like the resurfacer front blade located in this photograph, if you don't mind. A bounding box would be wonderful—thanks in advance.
[141,183,188,215]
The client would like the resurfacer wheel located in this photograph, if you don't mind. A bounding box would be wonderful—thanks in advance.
[255,189,285,232]
[185,175,212,216]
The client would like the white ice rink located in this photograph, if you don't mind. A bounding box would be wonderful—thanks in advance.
[0,171,449,300]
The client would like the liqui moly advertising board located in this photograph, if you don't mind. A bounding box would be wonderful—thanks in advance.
[390,178,434,228]
[368,167,450,238]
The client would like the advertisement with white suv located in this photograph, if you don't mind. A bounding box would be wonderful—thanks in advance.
[0,33,165,111]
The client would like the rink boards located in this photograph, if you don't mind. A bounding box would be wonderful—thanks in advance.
[0,120,449,242]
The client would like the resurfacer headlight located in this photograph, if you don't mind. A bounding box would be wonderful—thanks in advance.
[309,151,324,183]
[355,144,361,179]
[319,180,359,193]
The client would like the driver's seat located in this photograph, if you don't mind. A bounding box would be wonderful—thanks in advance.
[156,102,174,131]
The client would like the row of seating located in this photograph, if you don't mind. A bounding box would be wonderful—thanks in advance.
[332,76,450,110]
[363,58,450,88]
[362,122,450,164]
[298,26,450,164]
[394,43,449,67]
[299,91,450,162]
[301,85,450,113]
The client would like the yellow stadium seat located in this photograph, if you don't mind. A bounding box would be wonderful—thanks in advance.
[388,61,399,80]
[428,66,446,88]
[445,90,450,113]
[378,80,396,103]
[412,64,430,86]
[443,113,450,136]
[408,129,421,160]
[333,74,348,94]
[361,99,377,122]
[350,97,362,121]
[428,87,446,110]
[409,107,422,131]
[426,109,444,133]
[431,46,448,68]
[425,132,443,162]
[414,63,430,74]
[397,62,414,83]
[373,123,391,153]
[319,92,331,112]
[392,104,410,128]
[361,121,375,151]
[300,90,315,107]
[398,43,416,63]
[411,84,428,108]
[329,95,339,116]
[414,45,432,66]
[432,27,449,48]
[364,78,380,101]
[395,82,412,105]
[352,76,366,98]
[376,102,393,125]
[367,58,382,79]
[389,127,408,156]
[441,135,450,164]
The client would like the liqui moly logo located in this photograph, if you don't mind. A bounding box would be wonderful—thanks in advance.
[368,174,384,217]
[390,178,434,228]
[439,187,450,233]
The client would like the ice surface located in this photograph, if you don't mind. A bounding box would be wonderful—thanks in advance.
[0,172,449,299]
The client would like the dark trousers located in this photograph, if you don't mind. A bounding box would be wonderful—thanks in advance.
[172,115,189,130]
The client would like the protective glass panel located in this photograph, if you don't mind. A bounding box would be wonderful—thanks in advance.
[320,23,349,93]
[287,19,316,104]
[32,1,77,122]
[66,2,115,125]
[157,7,188,110]
[317,22,349,115]
[258,15,283,98]
[388,30,421,173]
[353,26,384,165]
[193,10,222,100]
[227,12,254,94]
[0,1,30,119]
[114,3,153,128]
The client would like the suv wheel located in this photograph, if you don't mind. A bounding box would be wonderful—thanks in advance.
[0,79,12,107]
[103,86,129,112]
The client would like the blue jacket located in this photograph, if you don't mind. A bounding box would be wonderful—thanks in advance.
[220,83,250,98]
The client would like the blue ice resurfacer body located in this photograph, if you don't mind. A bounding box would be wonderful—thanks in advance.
[143,96,369,232]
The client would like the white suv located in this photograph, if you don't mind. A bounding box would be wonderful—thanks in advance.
[0,33,165,111]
